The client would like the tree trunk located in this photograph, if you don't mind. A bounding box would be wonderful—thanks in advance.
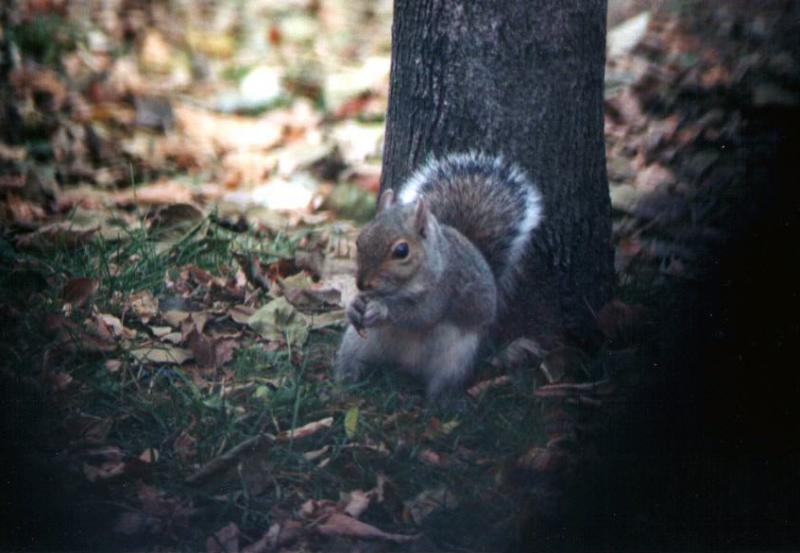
[381,0,612,341]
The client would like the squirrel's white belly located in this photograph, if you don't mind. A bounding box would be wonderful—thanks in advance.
[374,323,479,380]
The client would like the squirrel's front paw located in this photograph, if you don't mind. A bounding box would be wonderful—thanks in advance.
[347,295,388,333]
[347,294,368,332]
[362,300,388,328]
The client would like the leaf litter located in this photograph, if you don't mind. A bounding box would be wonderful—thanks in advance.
[2,1,791,552]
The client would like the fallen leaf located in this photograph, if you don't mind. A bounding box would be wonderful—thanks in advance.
[317,512,417,543]
[421,418,460,440]
[539,347,590,384]
[138,448,159,463]
[308,309,346,330]
[418,449,449,467]
[130,345,192,365]
[303,445,330,461]
[248,297,310,346]
[46,372,73,392]
[184,331,237,370]
[3,193,46,225]
[241,521,302,553]
[278,416,334,441]
[129,290,159,324]
[83,461,127,482]
[228,305,256,325]
[162,309,191,328]
[140,30,174,73]
[299,498,338,519]
[634,163,674,193]
[490,337,546,372]
[91,312,136,340]
[466,375,512,399]
[114,180,195,206]
[16,224,97,251]
[149,325,173,338]
[47,313,116,353]
[0,143,26,162]
[403,487,458,525]
[344,407,359,439]
[186,328,215,368]
[342,489,371,518]
[207,522,240,553]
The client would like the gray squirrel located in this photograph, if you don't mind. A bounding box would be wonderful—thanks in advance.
[335,152,543,400]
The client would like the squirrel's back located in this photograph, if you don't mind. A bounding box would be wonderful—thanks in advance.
[396,152,542,301]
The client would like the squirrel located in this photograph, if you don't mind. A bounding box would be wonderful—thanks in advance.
[334,152,542,400]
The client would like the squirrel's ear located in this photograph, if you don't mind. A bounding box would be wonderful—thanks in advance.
[377,189,395,213]
[414,198,428,238]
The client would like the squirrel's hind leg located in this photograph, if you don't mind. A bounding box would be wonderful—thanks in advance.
[423,325,480,400]
[335,326,375,383]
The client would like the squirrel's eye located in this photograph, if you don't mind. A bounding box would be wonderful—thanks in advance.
[391,241,409,259]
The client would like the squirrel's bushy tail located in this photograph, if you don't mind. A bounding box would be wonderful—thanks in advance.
[397,152,542,304]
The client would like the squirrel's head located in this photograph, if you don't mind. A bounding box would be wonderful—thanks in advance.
[355,189,437,293]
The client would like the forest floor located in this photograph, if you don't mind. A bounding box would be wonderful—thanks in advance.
[2,1,799,552]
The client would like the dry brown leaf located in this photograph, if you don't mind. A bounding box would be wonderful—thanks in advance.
[403,487,459,525]
[634,163,674,192]
[241,521,302,553]
[47,313,116,353]
[539,347,590,384]
[317,512,418,543]
[114,180,194,206]
[83,460,127,482]
[149,325,173,338]
[46,372,74,392]
[418,449,449,467]
[299,498,338,520]
[0,143,26,162]
[207,522,240,553]
[342,489,371,519]
[162,309,191,328]
[16,224,97,251]
[214,339,238,368]
[229,305,256,325]
[140,30,174,73]
[4,194,46,225]
[186,328,215,369]
[138,448,159,464]
[466,375,512,399]
[174,104,283,154]
[90,312,136,340]
[181,311,210,338]
[129,290,159,324]
[161,332,183,344]
[130,345,192,365]
[278,416,334,441]
[302,445,330,462]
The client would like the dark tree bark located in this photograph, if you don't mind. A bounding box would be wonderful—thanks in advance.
[381,0,612,340]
